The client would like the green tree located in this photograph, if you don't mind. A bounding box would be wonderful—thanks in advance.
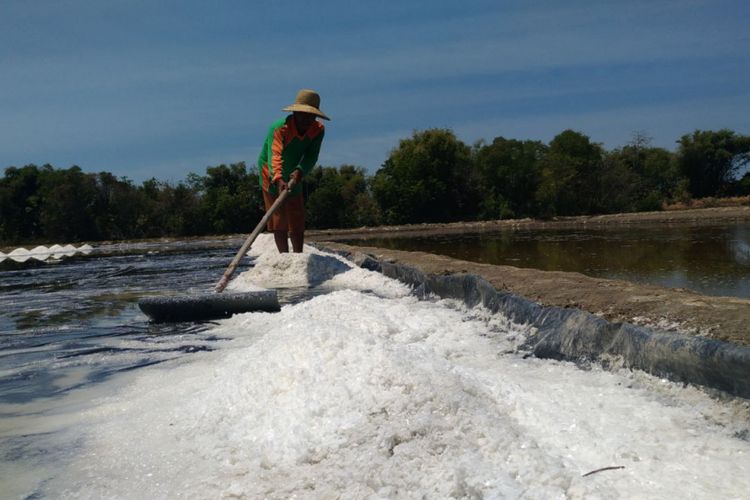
[605,133,681,211]
[93,173,207,240]
[371,129,477,224]
[0,164,43,242]
[677,129,750,198]
[36,165,100,241]
[536,130,605,217]
[598,151,643,213]
[128,177,187,238]
[163,182,204,236]
[737,172,750,195]
[473,137,546,219]
[194,162,264,234]
[304,165,380,229]
[93,172,145,239]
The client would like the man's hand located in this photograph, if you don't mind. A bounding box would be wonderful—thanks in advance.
[277,170,301,192]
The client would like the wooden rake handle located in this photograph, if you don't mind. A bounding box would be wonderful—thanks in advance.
[214,178,296,293]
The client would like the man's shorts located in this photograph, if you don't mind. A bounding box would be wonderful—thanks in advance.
[263,190,305,233]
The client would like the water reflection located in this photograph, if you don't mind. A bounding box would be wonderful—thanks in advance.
[347,223,750,299]
[730,226,750,265]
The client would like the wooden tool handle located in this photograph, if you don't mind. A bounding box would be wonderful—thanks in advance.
[214,178,296,293]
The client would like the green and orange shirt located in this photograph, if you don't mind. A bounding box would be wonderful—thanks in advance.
[257,115,325,196]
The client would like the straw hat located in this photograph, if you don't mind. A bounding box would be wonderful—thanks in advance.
[283,89,330,120]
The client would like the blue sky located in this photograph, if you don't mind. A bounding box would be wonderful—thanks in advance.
[2,0,748,183]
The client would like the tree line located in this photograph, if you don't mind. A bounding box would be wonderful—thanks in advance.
[2,128,749,245]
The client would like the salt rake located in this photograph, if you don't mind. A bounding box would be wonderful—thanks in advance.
[138,180,297,322]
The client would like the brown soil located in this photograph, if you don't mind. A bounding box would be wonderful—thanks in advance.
[308,207,750,347]
[308,205,750,240]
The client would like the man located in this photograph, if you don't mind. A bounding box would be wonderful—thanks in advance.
[258,89,329,253]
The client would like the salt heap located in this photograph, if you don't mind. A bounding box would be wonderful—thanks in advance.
[14,236,750,498]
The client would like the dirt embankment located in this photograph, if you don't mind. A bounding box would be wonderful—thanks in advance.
[309,207,750,347]
[308,206,750,240]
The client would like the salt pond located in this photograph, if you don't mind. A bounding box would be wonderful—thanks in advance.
[2,236,749,498]
[348,223,750,299]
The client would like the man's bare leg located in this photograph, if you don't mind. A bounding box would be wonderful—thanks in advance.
[290,231,304,253]
[273,230,289,253]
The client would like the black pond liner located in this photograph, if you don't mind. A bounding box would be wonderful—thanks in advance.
[320,246,750,400]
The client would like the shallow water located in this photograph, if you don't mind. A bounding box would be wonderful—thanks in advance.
[1,236,749,498]
[0,238,281,404]
[346,223,750,299]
